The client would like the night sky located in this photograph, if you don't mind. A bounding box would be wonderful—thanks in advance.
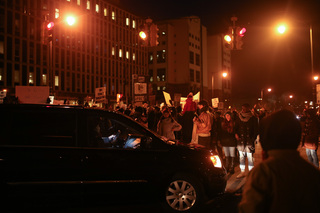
[119,0,320,103]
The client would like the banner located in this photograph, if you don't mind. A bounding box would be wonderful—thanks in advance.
[212,98,219,108]
[95,87,106,103]
[163,91,172,106]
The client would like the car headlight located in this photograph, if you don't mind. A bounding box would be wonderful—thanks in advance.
[210,155,222,168]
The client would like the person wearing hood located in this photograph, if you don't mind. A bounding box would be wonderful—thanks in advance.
[239,109,320,213]
[157,109,182,140]
[235,103,259,178]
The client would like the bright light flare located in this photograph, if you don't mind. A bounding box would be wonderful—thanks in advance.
[210,155,222,168]
[66,16,76,26]
[267,88,272,92]
[222,72,228,78]
[46,22,54,30]
[239,27,246,36]
[313,76,319,81]
[139,31,147,40]
[224,35,232,43]
[277,25,286,34]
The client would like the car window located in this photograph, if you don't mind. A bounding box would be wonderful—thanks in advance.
[86,113,147,149]
[0,109,77,147]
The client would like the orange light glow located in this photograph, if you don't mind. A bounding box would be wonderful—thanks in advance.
[222,72,228,78]
[139,31,147,40]
[224,35,232,43]
[210,155,222,168]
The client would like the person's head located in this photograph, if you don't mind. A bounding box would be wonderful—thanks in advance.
[225,111,232,121]
[198,100,208,112]
[162,109,170,118]
[259,109,301,151]
[187,92,193,98]
[241,103,251,113]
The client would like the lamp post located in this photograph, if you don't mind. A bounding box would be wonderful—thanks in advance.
[276,22,315,105]
[261,88,272,101]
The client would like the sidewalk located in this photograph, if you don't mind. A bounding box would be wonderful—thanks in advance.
[225,142,320,193]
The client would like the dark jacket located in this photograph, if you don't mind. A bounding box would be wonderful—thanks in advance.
[218,119,237,147]
[235,112,259,152]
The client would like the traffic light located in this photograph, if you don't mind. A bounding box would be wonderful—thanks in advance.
[235,27,246,50]
[139,24,148,47]
[46,21,54,42]
[149,23,159,47]
[223,27,234,50]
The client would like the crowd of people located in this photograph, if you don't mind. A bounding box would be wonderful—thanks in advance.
[114,93,319,172]
[114,94,320,212]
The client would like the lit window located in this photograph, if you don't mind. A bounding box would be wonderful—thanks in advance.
[55,8,59,19]
[14,70,19,83]
[112,47,115,56]
[132,53,135,61]
[86,0,90,10]
[29,72,34,84]
[77,0,80,5]
[119,49,122,57]
[157,86,160,91]
[112,11,115,20]
[0,68,3,81]
[150,77,153,82]
[42,74,47,85]
[162,31,166,35]
[126,18,130,26]
[126,51,129,59]
[132,20,136,29]
[67,0,70,2]
[104,8,107,16]
[55,76,59,86]
[95,4,99,13]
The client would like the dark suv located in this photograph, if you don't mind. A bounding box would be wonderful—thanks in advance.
[0,104,227,212]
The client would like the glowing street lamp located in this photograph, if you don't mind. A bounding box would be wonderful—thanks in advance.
[313,75,319,81]
[277,24,286,34]
[66,15,76,26]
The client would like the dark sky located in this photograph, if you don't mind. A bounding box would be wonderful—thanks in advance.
[119,0,320,103]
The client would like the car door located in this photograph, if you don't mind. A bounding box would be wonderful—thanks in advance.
[0,107,84,198]
[80,111,171,199]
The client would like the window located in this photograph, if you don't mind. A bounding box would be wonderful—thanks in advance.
[156,50,166,63]
[112,47,115,56]
[126,51,129,59]
[196,71,200,83]
[86,0,90,10]
[157,68,166,81]
[190,69,194,82]
[77,0,80,5]
[112,11,115,20]
[132,20,136,29]
[42,74,47,85]
[132,53,136,61]
[126,18,130,26]
[196,54,200,66]
[149,69,153,82]
[119,49,122,58]
[95,4,99,13]
[104,8,107,16]
[55,75,59,86]
[148,52,153,64]
[2,110,77,147]
[14,69,19,83]
[29,72,34,84]
[55,8,59,19]
[189,51,194,64]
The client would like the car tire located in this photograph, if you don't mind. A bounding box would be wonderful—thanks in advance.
[163,173,205,212]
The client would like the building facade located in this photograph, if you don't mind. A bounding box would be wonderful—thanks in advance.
[0,0,148,105]
[147,16,206,105]
[207,34,232,108]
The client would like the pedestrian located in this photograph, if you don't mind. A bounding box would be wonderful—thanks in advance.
[301,109,320,168]
[218,111,237,174]
[193,100,212,148]
[239,109,320,213]
[235,103,259,178]
[157,109,182,140]
[181,92,197,143]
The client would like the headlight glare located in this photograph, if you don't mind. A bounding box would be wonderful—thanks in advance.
[210,155,222,168]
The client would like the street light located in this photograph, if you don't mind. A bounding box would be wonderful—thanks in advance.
[211,72,228,98]
[66,15,76,26]
[275,21,315,103]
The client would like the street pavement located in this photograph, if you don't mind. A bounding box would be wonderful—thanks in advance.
[225,141,320,193]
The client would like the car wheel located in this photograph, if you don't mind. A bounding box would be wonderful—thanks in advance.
[164,174,205,212]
